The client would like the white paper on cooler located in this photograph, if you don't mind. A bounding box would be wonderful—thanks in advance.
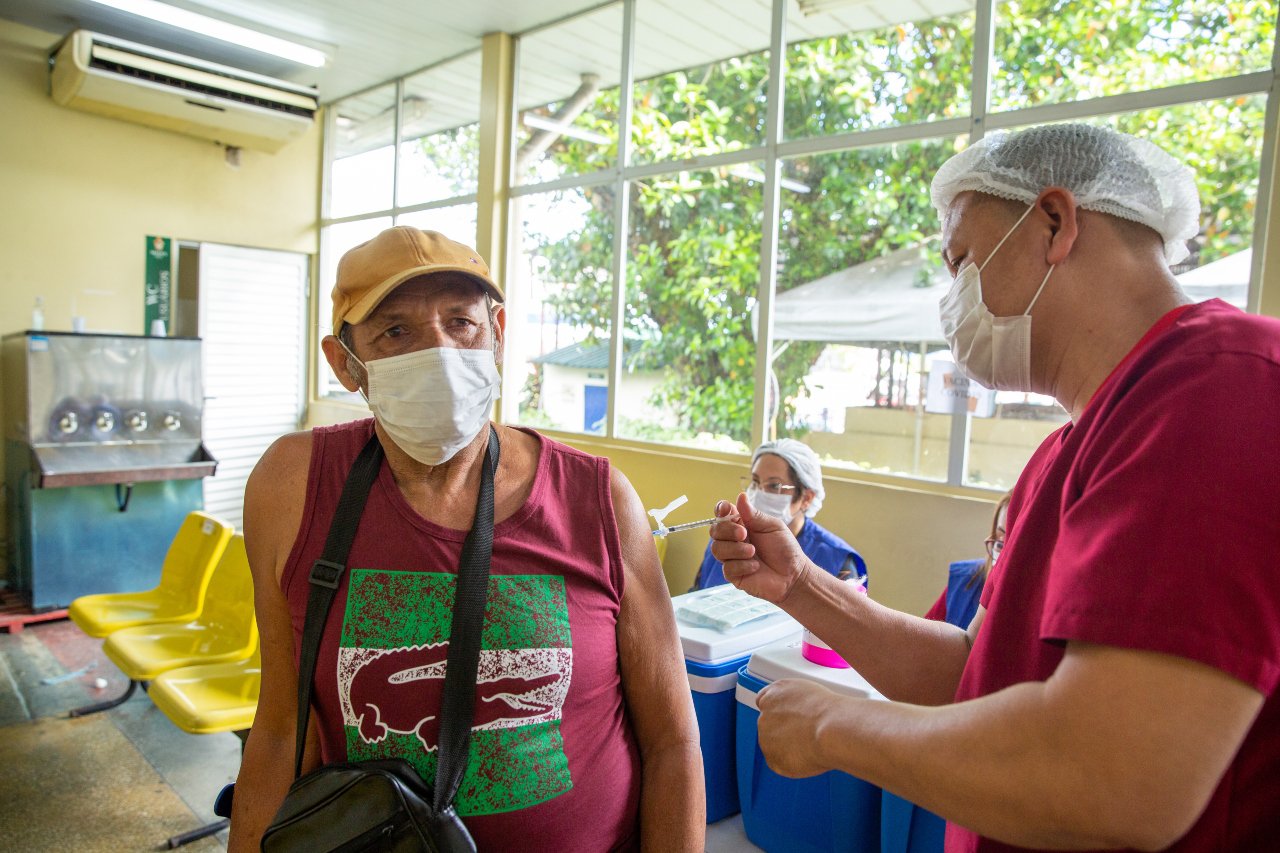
[675,584,782,632]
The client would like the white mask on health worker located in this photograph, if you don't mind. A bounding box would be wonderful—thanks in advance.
[938,203,1055,392]
[345,344,501,466]
[747,486,799,525]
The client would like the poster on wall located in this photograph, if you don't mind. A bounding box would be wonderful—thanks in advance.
[144,235,172,336]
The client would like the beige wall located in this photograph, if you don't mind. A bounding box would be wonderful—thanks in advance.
[0,19,320,339]
[0,18,320,548]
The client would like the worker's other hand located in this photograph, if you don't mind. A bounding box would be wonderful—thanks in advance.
[710,493,812,603]
[756,679,837,778]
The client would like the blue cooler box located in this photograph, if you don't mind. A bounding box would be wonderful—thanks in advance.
[881,790,946,853]
[735,639,885,852]
[673,587,802,823]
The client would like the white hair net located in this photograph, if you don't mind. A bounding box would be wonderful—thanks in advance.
[753,439,824,518]
[930,124,1200,265]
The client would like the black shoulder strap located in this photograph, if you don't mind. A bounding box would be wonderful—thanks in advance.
[293,427,501,816]
[293,433,384,777]
[433,425,499,811]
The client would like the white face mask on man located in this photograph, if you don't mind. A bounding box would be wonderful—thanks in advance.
[938,203,1055,392]
[344,344,501,466]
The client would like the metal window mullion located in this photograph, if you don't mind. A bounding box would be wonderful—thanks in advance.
[621,146,772,180]
[391,78,404,215]
[774,116,973,160]
[510,167,623,198]
[320,193,480,228]
[985,71,1271,131]
[750,0,788,448]
[1248,25,1280,315]
[606,0,637,439]
[947,0,995,487]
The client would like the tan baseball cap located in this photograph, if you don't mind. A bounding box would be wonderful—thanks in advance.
[330,226,503,332]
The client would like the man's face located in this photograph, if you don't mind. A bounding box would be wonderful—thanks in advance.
[940,192,1044,318]
[347,274,503,363]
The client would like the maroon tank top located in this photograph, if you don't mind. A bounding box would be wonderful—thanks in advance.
[281,419,640,851]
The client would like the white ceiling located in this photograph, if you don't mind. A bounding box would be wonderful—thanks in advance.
[0,0,603,102]
[0,0,970,130]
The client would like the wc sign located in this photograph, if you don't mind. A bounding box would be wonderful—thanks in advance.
[144,235,171,335]
[925,359,996,417]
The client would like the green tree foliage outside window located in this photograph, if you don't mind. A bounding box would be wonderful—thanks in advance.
[512,0,1273,447]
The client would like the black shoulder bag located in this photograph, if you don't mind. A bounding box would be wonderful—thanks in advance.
[260,428,499,853]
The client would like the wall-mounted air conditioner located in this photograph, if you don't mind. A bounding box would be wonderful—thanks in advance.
[50,30,319,154]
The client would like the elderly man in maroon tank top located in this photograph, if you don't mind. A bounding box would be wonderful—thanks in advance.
[229,227,704,852]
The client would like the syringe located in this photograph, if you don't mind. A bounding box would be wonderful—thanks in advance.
[652,516,720,537]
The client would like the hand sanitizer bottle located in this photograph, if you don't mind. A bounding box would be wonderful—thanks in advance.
[31,297,44,332]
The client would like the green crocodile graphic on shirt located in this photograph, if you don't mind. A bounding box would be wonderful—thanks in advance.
[336,570,574,815]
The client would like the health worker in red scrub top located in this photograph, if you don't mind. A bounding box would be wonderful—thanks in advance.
[710,123,1280,852]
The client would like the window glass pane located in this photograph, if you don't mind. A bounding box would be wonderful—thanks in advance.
[329,85,397,218]
[617,166,762,450]
[398,53,482,207]
[318,218,391,399]
[630,0,771,165]
[785,1,974,140]
[1107,95,1265,294]
[509,188,615,434]
[515,5,622,186]
[993,0,1278,112]
[396,205,478,251]
[774,140,965,480]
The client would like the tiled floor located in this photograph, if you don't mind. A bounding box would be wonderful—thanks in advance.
[0,619,240,851]
[0,618,760,851]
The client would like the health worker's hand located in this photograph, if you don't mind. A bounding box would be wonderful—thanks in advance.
[756,679,840,778]
[709,493,812,603]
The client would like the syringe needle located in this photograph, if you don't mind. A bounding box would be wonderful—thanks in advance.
[652,516,720,536]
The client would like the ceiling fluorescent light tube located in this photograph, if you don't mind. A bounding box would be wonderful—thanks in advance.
[83,0,327,66]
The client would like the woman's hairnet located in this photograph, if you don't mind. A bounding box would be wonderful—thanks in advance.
[930,124,1200,265]
[753,439,824,518]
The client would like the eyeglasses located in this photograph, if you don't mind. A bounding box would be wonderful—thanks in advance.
[741,477,797,496]
[984,537,1005,561]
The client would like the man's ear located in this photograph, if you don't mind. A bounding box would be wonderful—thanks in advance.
[321,335,364,393]
[1035,187,1080,266]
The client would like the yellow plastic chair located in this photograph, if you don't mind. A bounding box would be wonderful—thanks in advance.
[148,647,260,847]
[148,648,260,736]
[102,534,257,682]
[73,534,257,720]
[68,511,234,638]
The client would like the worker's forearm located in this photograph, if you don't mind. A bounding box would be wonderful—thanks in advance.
[814,686,1166,850]
[638,740,705,853]
[780,567,970,705]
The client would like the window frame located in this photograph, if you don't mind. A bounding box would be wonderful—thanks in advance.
[318,0,1280,489]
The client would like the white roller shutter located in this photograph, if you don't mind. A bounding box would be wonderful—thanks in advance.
[198,243,308,530]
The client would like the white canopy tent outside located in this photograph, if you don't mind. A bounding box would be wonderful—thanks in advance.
[770,245,1253,345]
[770,243,950,346]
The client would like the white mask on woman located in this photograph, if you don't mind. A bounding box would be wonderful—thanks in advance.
[346,344,501,466]
[939,204,1055,392]
[747,486,799,525]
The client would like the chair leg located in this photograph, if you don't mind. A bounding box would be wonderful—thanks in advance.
[68,679,140,717]
[165,818,229,848]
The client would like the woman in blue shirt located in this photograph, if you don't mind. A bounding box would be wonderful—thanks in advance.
[691,439,867,590]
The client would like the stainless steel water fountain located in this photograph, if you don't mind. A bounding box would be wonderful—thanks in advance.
[3,331,218,609]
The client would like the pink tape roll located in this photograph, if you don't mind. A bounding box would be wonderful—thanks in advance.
[801,637,850,669]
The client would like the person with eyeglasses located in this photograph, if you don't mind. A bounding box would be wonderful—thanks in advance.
[924,492,1011,630]
[690,438,866,591]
